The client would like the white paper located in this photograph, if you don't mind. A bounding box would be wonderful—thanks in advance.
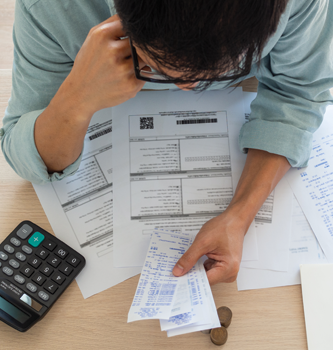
[286,105,333,262]
[112,89,258,268]
[241,178,293,271]
[128,230,220,335]
[128,230,193,322]
[33,109,141,298]
[300,264,333,350]
[166,258,220,337]
[229,91,293,271]
[237,196,327,290]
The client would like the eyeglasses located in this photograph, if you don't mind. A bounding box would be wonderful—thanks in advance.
[130,38,247,86]
[130,37,177,84]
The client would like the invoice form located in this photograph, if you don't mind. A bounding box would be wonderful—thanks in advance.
[237,196,326,291]
[113,88,257,268]
[286,105,333,262]
[33,109,141,298]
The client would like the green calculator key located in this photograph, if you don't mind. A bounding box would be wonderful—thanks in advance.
[28,232,45,248]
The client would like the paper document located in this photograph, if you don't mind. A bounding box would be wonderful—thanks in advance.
[300,264,333,350]
[237,196,326,290]
[166,258,220,337]
[128,230,192,322]
[33,109,141,298]
[128,230,220,336]
[113,89,257,268]
[286,105,333,262]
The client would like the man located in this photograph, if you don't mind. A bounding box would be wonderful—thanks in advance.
[1,0,332,284]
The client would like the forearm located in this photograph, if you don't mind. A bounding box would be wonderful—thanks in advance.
[34,75,94,173]
[226,148,291,230]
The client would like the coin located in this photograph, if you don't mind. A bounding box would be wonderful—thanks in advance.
[210,326,228,346]
[217,306,232,328]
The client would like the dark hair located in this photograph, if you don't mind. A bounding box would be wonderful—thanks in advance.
[115,0,289,88]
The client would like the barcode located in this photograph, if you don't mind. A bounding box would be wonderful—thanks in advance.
[176,118,217,125]
[89,127,112,141]
[140,117,154,129]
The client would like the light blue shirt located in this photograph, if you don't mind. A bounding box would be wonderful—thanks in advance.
[1,0,332,184]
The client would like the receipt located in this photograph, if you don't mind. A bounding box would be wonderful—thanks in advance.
[128,230,193,322]
[166,258,220,337]
[128,230,220,336]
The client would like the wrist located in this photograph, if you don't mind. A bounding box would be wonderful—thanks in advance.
[52,73,96,122]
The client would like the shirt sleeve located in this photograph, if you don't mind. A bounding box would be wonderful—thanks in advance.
[239,0,333,167]
[0,0,82,184]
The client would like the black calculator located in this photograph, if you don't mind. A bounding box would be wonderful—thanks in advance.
[0,221,86,332]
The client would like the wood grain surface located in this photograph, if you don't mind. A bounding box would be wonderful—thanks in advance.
[0,1,328,348]
[0,0,15,69]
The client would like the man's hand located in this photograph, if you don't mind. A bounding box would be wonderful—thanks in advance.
[66,14,146,115]
[35,15,146,172]
[172,207,247,285]
[173,149,291,285]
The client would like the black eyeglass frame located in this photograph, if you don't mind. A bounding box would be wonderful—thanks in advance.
[129,37,217,85]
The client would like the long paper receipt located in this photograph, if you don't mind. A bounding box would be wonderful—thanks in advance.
[128,230,220,336]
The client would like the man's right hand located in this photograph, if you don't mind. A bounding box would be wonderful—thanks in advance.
[66,14,146,116]
[35,15,146,173]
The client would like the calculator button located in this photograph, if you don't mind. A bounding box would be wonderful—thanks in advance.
[17,224,33,239]
[26,283,37,293]
[10,237,21,247]
[67,255,81,267]
[39,264,54,277]
[38,291,50,302]
[46,255,61,268]
[9,259,20,269]
[58,263,73,276]
[20,265,34,277]
[44,281,58,294]
[35,247,49,260]
[28,232,45,248]
[3,267,14,276]
[42,240,57,252]
[4,245,14,254]
[14,275,25,285]
[0,252,8,261]
[15,252,26,262]
[20,265,34,278]
[51,272,66,285]
[28,256,42,269]
[32,273,46,286]
[55,248,69,260]
[22,245,33,255]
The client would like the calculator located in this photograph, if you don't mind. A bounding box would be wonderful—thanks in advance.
[0,221,86,332]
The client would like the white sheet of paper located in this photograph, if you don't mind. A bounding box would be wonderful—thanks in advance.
[237,196,327,290]
[300,264,333,350]
[241,177,293,271]
[286,105,333,262]
[128,230,193,322]
[112,89,258,268]
[229,91,293,271]
[166,258,220,337]
[33,109,141,298]
[160,261,207,332]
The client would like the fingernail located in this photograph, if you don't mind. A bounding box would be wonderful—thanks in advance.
[173,264,184,276]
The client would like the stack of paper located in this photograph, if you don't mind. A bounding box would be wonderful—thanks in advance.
[32,88,333,301]
[128,229,220,336]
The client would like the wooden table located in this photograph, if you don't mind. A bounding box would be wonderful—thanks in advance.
[0,1,309,348]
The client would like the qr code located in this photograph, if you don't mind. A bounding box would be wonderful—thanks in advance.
[140,117,154,129]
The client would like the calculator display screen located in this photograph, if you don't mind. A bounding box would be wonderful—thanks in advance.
[0,296,30,324]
